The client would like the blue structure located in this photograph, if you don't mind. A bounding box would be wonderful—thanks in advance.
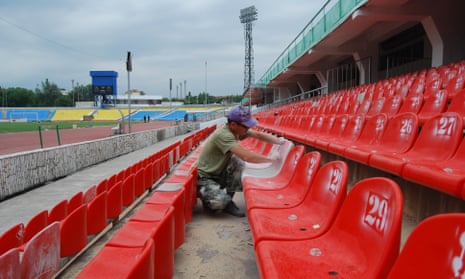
[89,71,118,96]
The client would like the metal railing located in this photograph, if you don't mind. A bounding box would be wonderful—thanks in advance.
[257,0,368,86]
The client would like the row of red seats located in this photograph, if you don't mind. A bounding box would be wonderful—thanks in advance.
[241,145,403,278]
[0,126,215,278]
[260,60,465,120]
[261,108,465,198]
[75,129,211,278]
[242,144,465,278]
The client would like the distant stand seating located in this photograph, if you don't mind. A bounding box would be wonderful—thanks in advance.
[5,109,53,122]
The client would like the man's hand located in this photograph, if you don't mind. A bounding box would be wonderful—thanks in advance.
[276,137,286,145]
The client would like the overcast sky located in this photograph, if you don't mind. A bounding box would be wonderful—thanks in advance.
[0,0,327,97]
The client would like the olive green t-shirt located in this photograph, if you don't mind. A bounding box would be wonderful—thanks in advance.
[197,125,249,179]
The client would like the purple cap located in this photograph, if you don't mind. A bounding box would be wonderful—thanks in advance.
[227,106,257,128]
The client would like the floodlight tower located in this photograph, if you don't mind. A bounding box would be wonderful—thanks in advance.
[240,5,258,91]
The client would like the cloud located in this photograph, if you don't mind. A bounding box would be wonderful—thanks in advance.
[0,0,326,97]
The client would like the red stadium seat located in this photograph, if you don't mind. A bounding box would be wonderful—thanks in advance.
[248,160,348,244]
[122,174,135,206]
[447,89,465,120]
[134,168,145,197]
[256,177,403,279]
[417,89,448,124]
[327,114,365,156]
[0,223,24,256]
[48,199,68,223]
[344,112,419,164]
[397,92,423,115]
[366,97,385,118]
[67,191,83,214]
[108,205,175,279]
[145,187,186,249]
[165,173,195,223]
[244,151,321,212]
[242,145,305,191]
[143,163,153,190]
[402,136,465,197]
[83,185,97,204]
[96,178,108,194]
[60,204,87,257]
[304,114,336,146]
[107,181,123,220]
[445,72,465,99]
[284,115,314,142]
[342,113,388,160]
[22,222,60,279]
[379,94,402,119]
[87,191,108,236]
[0,247,21,279]
[23,210,48,244]
[369,112,463,175]
[387,213,465,279]
[76,238,155,279]
[313,114,349,151]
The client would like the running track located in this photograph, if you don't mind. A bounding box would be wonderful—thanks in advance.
[0,121,174,156]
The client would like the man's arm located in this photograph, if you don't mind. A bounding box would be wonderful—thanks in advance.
[248,130,284,145]
[229,144,274,164]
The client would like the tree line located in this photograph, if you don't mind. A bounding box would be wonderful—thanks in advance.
[1,79,244,107]
[1,79,92,107]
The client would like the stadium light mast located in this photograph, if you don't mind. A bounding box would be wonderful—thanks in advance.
[240,5,257,106]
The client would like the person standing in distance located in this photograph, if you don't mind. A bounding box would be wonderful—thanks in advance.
[196,105,284,217]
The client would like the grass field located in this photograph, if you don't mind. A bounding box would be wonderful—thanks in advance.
[0,121,120,133]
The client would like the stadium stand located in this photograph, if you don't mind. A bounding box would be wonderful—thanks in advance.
[52,109,93,121]
[6,109,53,122]
[92,109,128,120]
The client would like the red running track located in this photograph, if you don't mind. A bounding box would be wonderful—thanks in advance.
[0,121,174,156]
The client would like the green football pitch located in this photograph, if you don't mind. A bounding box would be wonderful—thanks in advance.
[0,121,119,133]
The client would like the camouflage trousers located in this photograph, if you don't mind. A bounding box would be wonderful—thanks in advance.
[197,155,245,210]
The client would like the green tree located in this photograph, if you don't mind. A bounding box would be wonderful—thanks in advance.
[4,87,36,107]
[35,79,62,106]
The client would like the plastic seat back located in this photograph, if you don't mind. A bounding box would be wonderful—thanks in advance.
[302,160,348,227]
[367,97,385,117]
[60,204,87,257]
[398,93,423,114]
[445,72,465,98]
[380,94,402,118]
[122,174,135,206]
[447,89,465,119]
[405,112,463,161]
[23,210,48,243]
[107,181,123,219]
[340,114,365,142]
[351,113,388,146]
[289,151,322,188]
[144,163,153,190]
[22,222,60,279]
[134,169,145,197]
[96,178,108,194]
[67,191,83,214]
[388,213,465,278]
[418,89,448,123]
[0,247,21,279]
[329,177,404,278]
[87,191,108,236]
[83,185,97,204]
[126,239,155,279]
[376,112,419,154]
[48,199,68,224]
[0,223,24,256]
